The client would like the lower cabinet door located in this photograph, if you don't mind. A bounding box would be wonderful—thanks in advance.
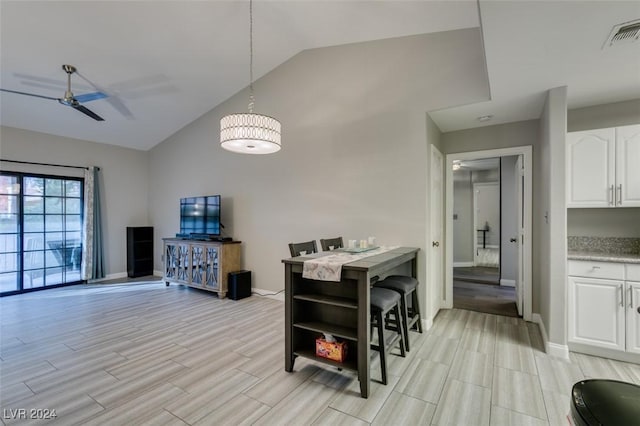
[627,282,640,354]
[568,276,625,351]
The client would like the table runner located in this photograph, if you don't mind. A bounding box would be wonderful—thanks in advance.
[302,246,397,281]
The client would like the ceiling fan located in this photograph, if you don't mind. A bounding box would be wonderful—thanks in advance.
[0,65,108,121]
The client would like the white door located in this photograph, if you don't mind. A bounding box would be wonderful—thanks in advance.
[473,182,499,267]
[514,156,524,316]
[566,128,615,207]
[627,281,640,354]
[615,125,640,207]
[568,276,625,351]
[430,145,444,321]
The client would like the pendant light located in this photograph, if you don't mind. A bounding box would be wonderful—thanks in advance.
[220,0,281,154]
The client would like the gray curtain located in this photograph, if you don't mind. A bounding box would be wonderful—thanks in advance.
[81,166,105,280]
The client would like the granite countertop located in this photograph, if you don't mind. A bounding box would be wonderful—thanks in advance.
[567,251,640,264]
[567,236,640,264]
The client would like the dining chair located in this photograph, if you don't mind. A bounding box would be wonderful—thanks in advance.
[288,240,318,257]
[320,237,344,251]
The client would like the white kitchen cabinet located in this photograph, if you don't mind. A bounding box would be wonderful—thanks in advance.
[568,275,625,351]
[567,124,640,208]
[626,264,640,354]
[615,125,640,207]
[567,128,615,207]
[627,281,640,354]
[568,260,640,355]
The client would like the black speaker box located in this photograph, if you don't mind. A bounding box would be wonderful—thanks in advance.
[228,270,251,300]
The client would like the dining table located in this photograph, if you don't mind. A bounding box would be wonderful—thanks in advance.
[282,246,420,398]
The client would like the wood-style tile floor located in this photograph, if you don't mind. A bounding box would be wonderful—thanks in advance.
[1,281,639,425]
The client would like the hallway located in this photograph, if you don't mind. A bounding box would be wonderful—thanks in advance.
[453,267,518,318]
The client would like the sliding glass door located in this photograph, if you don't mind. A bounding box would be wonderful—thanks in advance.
[0,172,83,295]
[0,174,20,293]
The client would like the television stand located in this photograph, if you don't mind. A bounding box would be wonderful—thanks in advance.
[163,238,241,298]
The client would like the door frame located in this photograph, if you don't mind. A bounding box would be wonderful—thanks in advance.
[444,146,533,321]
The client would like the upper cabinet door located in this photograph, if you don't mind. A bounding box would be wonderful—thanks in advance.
[615,125,640,207]
[567,128,616,208]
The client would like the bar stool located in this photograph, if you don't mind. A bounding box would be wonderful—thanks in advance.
[373,275,422,351]
[370,287,405,385]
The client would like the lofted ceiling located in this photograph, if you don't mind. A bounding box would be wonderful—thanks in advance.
[1,1,639,151]
[431,0,640,131]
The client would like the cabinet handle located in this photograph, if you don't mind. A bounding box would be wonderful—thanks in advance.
[617,185,622,206]
[592,266,601,269]
[631,286,634,308]
[609,185,614,205]
[620,284,624,307]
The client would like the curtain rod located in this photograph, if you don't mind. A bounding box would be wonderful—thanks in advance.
[0,158,100,171]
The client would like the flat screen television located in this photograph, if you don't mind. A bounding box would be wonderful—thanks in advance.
[180,195,221,236]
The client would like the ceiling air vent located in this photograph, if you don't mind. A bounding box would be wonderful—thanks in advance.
[603,19,640,49]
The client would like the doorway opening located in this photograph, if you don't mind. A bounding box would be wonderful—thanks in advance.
[452,157,518,317]
[445,146,532,321]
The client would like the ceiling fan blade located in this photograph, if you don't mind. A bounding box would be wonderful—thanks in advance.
[71,104,104,121]
[0,88,58,101]
[14,73,67,87]
[74,92,108,103]
[76,71,134,119]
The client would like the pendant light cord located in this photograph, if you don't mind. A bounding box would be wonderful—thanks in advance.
[248,0,255,113]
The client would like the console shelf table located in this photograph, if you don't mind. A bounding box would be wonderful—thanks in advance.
[282,246,419,398]
[163,238,241,298]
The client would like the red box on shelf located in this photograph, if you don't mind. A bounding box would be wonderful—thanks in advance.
[315,338,347,362]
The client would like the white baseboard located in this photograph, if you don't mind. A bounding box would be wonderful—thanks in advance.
[88,272,127,283]
[568,342,640,363]
[532,313,569,359]
[453,262,474,267]
[422,316,434,331]
[89,271,165,284]
[500,279,515,287]
[546,342,570,360]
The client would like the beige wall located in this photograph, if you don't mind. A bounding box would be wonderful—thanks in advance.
[568,99,640,131]
[148,28,489,293]
[535,86,568,347]
[568,208,640,238]
[0,126,150,278]
[440,120,539,154]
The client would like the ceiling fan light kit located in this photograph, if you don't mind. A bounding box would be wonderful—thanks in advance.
[220,0,281,154]
[0,64,108,121]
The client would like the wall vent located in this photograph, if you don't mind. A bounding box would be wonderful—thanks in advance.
[603,19,640,49]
